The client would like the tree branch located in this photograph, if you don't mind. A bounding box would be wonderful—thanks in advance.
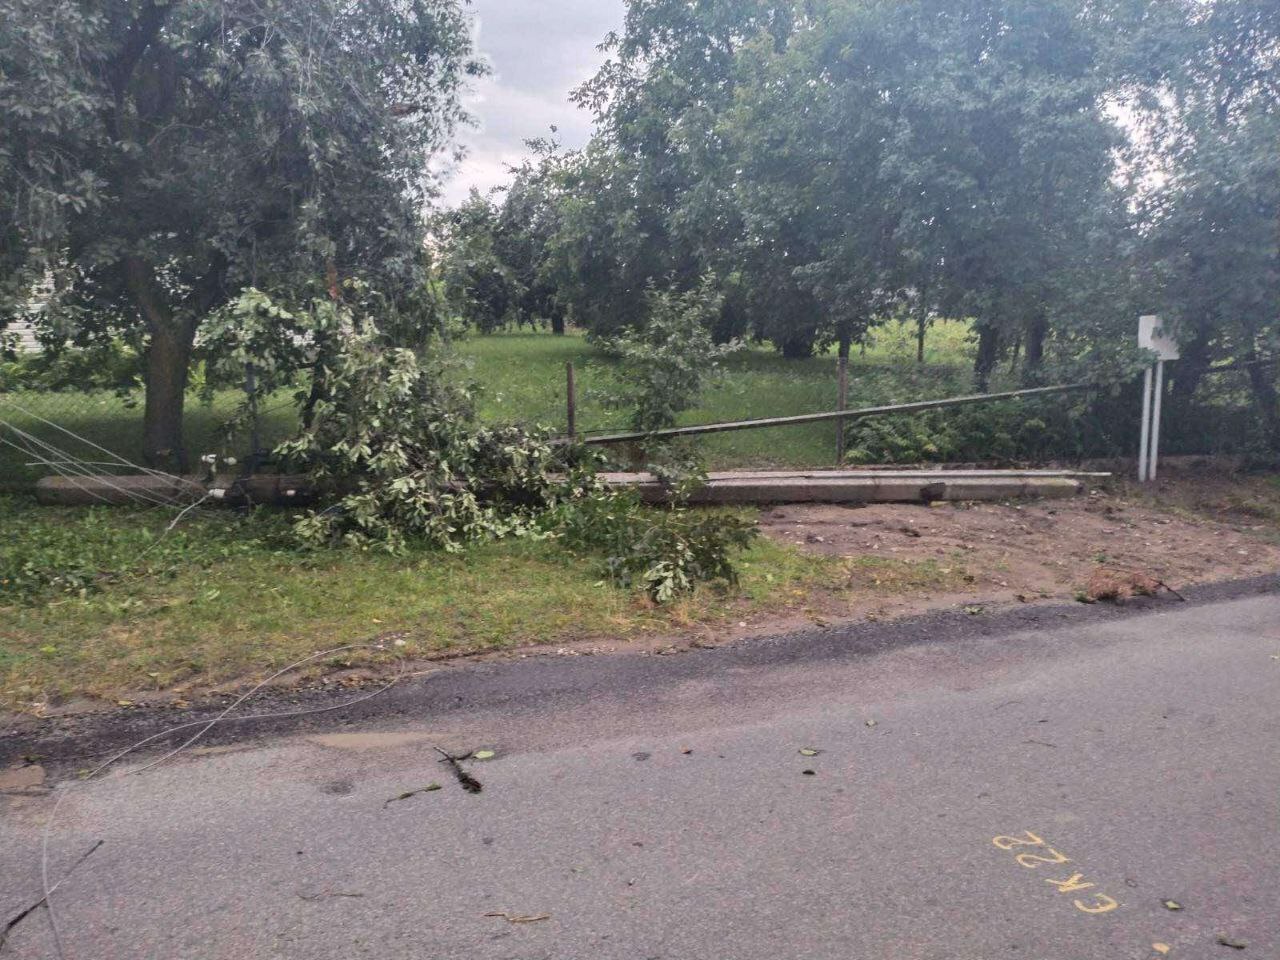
[122,256,173,333]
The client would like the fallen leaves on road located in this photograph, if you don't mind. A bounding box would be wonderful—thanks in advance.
[798,747,821,757]
[1162,899,1183,911]
[1152,944,1170,955]
[1216,935,1247,950]
[472,749,496,761]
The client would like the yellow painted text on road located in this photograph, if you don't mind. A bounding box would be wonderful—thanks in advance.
[992,831,1119,914]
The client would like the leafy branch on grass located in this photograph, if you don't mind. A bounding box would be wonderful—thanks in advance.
[267,287,755,601]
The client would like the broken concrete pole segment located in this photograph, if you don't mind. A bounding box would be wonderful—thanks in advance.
[35,473,316,506]
[599,470,1098,505]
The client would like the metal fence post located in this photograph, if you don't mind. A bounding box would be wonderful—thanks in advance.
[1137,365,1153,482]
[566,361,576,440]
[835,356,848,464]
[1148,359,1165,481]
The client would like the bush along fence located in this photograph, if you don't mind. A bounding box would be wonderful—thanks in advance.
[560,357,1277,474]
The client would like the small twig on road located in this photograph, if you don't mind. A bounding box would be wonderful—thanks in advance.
[0,840,103,953]
[1024,738,1058,749]
[434,746,483,794]
[383,783,442,807]
[484,912,551,923]
[298,890,365,902]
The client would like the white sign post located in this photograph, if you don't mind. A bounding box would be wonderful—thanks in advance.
[1137,315,1179,482]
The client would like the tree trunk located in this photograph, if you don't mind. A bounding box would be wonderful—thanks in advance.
[1246,357,1280,454]
[838,334,851,361]
[124,256,197,472]
[1170,327,1211,403]
[550,310,565,335]
[916,313,927,364]
[974,324,1000,392]
[1022,314,1047,385]
[142,321,196,472]
[780,333,814,359]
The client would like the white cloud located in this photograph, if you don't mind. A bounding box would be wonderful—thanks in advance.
[436,0,625,208]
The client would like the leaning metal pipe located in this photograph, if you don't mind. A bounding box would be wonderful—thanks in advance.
[573,381,1096,446]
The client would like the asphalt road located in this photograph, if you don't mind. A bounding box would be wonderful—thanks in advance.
[3,591,1279,959]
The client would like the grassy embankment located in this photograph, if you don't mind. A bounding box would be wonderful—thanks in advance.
[0,320,978,709]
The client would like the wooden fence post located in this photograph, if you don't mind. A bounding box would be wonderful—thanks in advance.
[835,356,848,464]
[566,361,576,440]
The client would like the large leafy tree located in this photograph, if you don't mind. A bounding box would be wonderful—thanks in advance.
[434,190,520,334]
[492,137,573,335]
[535,0,1125,374]
[1,0,479,469]
[1124,0,1280,448]
[843,0,1123,388]
[553,0,799,344]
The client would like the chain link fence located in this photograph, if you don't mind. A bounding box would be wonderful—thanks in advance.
[0,375,299,489]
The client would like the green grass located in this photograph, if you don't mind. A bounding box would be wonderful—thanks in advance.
[458,318,977,469]
[0,495,842,709]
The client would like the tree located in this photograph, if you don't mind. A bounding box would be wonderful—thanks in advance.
[434,190,521,333]
[553,0,799,344]
[492,137,573,335]
[840,0,1123,389]
[1,0,479,469]
[542,0,1124,375]
[1125,0,1280,449]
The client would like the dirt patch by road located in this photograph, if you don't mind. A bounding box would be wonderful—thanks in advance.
[757,481,1280,621]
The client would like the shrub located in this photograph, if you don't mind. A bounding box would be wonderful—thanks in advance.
[0,338,142,395]
[549,491,757,603]
[844,394,1126,465]
[603,278,740,435]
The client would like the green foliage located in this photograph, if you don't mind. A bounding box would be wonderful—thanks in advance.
[1129,0,1280,449]
[604,280,739,434]
[0,495,295,602]
[1,0,481,467]
[433,192,524,334]
[551,491,758,603]
[259,289,755,598]
[843,398,1105,465]
[274,310,571,552]
[0,338,141,395]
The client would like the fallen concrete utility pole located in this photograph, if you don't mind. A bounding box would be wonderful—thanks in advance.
[34,472,315,507]
[574,382,1094,445]
[601,469,1104,505]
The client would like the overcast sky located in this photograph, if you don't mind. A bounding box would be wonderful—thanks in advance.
[436,1,626,208]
